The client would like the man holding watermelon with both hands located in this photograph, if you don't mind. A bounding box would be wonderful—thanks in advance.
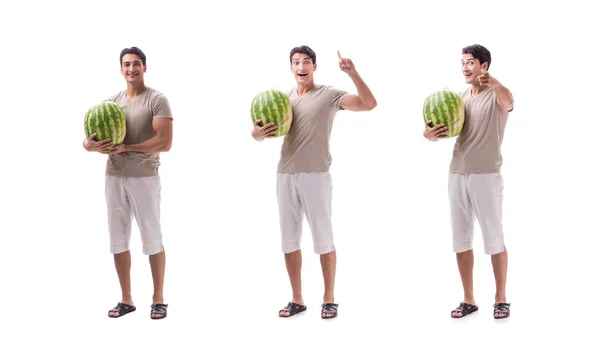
[424,44,514,319]
[252,46,377,319]
[83,47,173,320]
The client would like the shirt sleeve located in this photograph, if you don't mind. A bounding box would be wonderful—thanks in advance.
[327,86,348,111]
[151,93,173,120]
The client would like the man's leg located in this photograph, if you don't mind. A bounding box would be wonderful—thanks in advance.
[105,175,135,317]
[469,172,509,318]
[456,249,476,307]
[127,175,168,319]
[277,173,306,316]
[491,249,508,317]
[320,250,336,306]
[449,173,477,317]
[298,172,337,318]
[284,250,304,305]
[150,251,166,303]
[114,251,134,306]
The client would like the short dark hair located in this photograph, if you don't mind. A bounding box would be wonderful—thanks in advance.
[289,45,316,64]
[120,47,146,66]
[462,44,491,69]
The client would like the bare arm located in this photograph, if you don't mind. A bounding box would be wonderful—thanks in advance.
[122,118,173,153]
[337,51,377,111]
[340,71,378,111]
[491,82,514,112]
[477,70,514,112]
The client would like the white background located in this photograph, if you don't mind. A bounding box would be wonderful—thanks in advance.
[1,0,598,348]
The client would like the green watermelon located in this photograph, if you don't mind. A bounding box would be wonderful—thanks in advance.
[250,89,293,137]
[84,101,126,148]
[423,90,465,138]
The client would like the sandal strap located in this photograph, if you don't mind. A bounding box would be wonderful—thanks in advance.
[454,302,476,313]
[493,302,511,312]
[281,302,304,312]
[111,302,134,312]
[151,303,168,313]
[321,303,338,312]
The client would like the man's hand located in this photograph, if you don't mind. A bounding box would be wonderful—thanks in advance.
[423,120,448,142]
[101,143,126,154]
[338,50,356,75]
[83,133,114,152]
[476,69,499,88]
[252,119,278,141]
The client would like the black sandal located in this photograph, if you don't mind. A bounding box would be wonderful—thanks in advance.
[108,302,136,318]
[493,302,511,319]
[279,302,307,317]
[150,303,168,320]
[321,303,338,319]
[450,302,478,318]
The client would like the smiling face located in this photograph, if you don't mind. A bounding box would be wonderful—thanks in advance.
[461,53,488,85]
[121,53,146,84]
[290,53,316,85]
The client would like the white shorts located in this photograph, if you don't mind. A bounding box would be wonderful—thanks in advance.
[449,172,505,255]
[105,175,164,255]
[276,172,334,254]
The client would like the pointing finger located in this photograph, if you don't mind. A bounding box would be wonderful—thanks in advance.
[337,50,343,62]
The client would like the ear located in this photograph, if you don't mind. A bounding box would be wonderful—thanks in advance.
[313,63,317,71]
[143,65,147,73]
[482,62,489,71]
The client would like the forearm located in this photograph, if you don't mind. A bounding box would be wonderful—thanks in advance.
[491,82,514,111]
[348,71,377,109]
[125,135,171,153]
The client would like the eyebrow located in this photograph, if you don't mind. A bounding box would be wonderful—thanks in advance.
[123,60,142,64]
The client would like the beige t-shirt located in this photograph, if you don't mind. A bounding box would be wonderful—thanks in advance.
[277,84,347,173]
[104,87,173,177]
[450,86,510,173]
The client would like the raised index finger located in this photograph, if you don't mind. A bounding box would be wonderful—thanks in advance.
[337,50,343,62]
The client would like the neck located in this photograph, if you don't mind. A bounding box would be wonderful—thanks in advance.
[296,81,315,96]
[470,83,488,96]
[126,82,146,99]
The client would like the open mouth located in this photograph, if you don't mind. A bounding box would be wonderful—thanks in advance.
[298,73,307,77]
